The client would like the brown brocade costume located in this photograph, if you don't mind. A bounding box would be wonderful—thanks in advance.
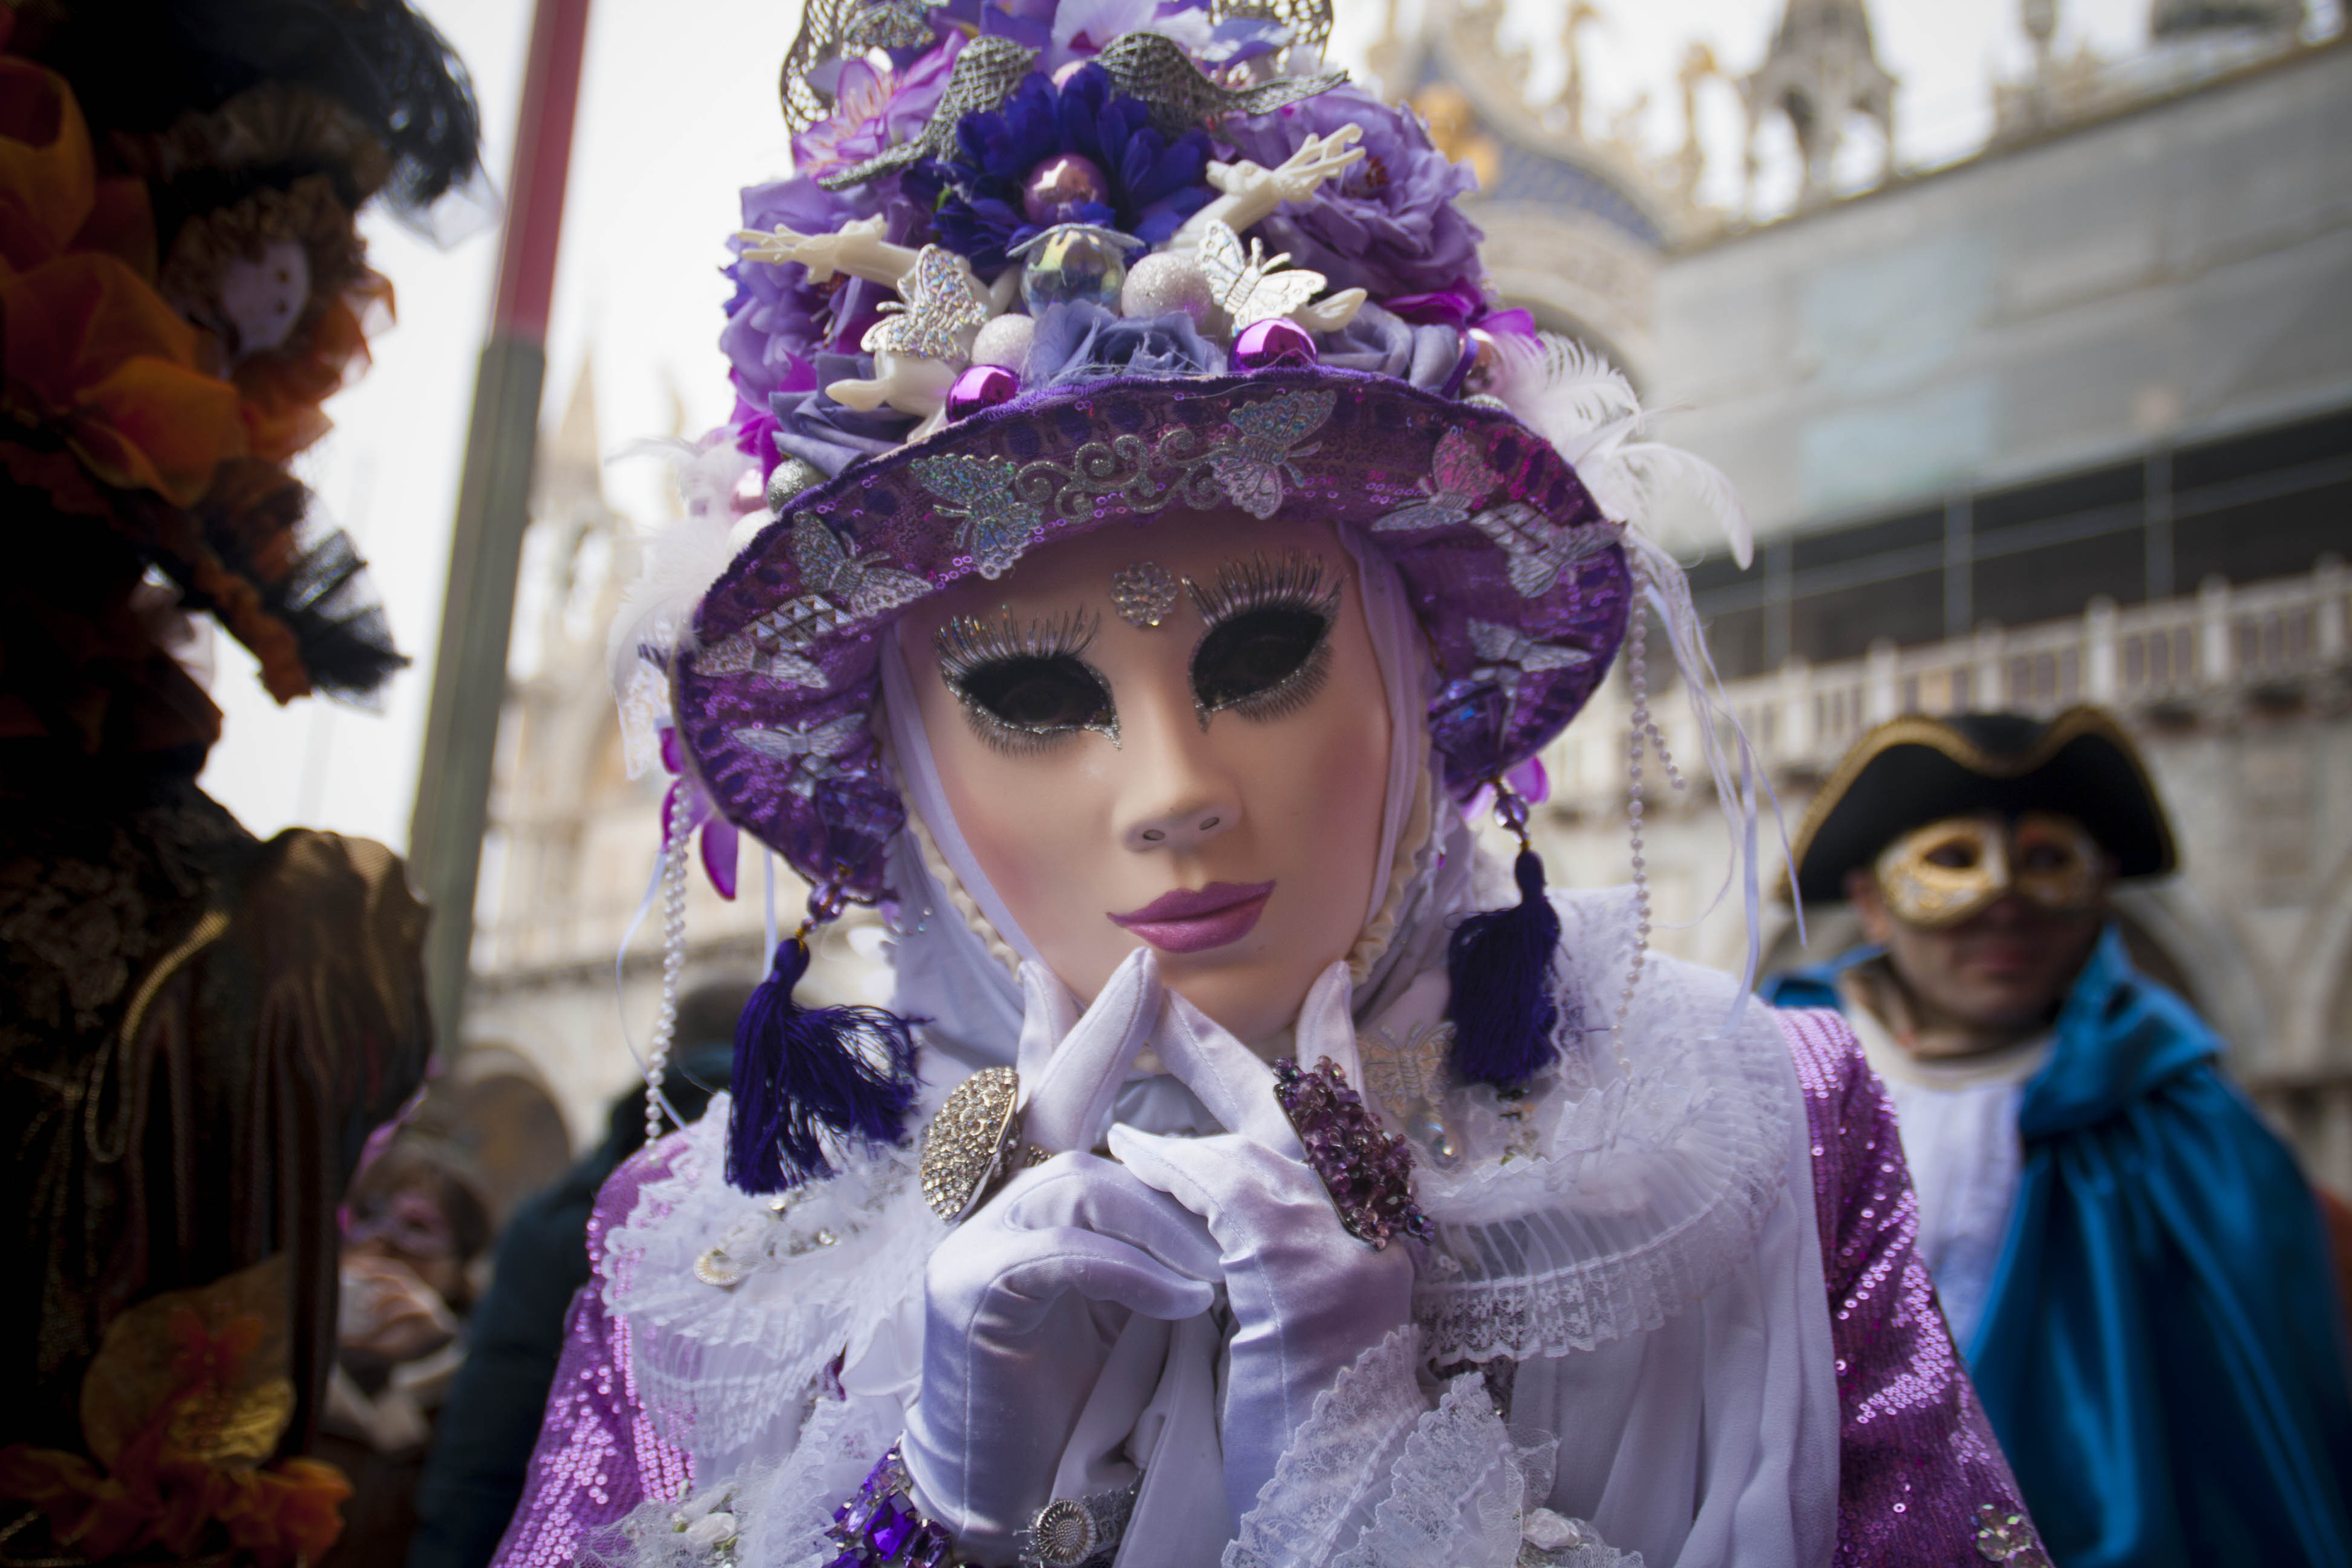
[0,763,431,1462]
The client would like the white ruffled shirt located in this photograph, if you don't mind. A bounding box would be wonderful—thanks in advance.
[1838,995,2050,1352]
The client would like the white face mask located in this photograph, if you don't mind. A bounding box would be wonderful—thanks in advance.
[887,512,1391,1048]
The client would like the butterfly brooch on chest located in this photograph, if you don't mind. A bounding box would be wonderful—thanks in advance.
[697,515,928,689]
[730,714,867,798]
[1208,388,1336,520]
[1198,220,1328,329]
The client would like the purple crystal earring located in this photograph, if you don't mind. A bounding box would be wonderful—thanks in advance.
[1272,1057,1435,1250]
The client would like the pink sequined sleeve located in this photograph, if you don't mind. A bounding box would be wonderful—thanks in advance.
[489,1140,695,1567]
[1779,1008,2043,1567]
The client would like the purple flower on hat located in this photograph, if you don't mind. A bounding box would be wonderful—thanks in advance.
[769,352,922,478]
[1221,86,1485,306]
[906,64,1214,275]
[724,177,871,411]
[792,35,963,178]
[1026,301,1219,386]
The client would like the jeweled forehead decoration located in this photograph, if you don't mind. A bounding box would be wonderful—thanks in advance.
[1109,562,1179,629]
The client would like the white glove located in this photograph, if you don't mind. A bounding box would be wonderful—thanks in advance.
[904,950,1219,1559]
[1110,962,1416,1523]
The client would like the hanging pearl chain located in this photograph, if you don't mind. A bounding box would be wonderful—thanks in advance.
[646,785,693,1145]
[1613,621,1656,1070]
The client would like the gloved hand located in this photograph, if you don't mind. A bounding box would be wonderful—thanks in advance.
[903,949,1219,1558]
[1110,962,1417,1522]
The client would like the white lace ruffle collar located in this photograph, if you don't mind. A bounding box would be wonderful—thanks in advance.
[1405,887,1800,1365]
[602,1106,947,1465]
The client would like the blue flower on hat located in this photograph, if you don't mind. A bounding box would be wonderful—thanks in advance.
[906,63,1214,276]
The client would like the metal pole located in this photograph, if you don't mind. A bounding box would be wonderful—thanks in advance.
[408,0,593,1056]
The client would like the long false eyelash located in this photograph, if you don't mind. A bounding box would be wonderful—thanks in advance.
[932,607,1099,685]
[1184,550,1343,726]
[933,608,1117,756]
[1183,550,1341,628]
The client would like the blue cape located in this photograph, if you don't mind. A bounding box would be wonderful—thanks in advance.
[1769,929,2352,1567]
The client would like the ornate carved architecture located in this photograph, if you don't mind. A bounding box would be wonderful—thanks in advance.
[1741,0,1897,211]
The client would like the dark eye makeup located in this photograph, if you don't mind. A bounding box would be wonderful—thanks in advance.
[935,610,1117,756]
[1184,551,1341,726]
[930,552,1342,756]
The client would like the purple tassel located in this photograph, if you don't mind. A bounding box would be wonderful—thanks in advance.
[1446,848,1562,1089]
[727,938,919,1193]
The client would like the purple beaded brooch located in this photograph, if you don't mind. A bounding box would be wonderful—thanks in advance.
[827,1443,956,1567]
[1273,1057,1436,1250]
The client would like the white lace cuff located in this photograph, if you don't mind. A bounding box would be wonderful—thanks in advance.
[1223,1328,1428,1568]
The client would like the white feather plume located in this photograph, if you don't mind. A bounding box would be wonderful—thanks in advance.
[603,434,759,707]
[1486,332,1640,456]
[1492,347,1754,569]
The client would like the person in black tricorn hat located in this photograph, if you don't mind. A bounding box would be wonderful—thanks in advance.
[1767,705,2352,1568]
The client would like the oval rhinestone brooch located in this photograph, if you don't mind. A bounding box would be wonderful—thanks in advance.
[921,1066,1025,1221]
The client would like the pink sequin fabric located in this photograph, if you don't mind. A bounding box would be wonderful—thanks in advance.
[491,1139,693,1567]
[1780,1006,2042,1565]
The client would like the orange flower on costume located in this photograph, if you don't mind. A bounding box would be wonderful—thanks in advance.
[0,1305,350,1567]
[0,57,151,275]
[2,252,247,505]
[2,62,240,506]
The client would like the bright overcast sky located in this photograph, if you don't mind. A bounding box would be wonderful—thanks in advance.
[196,0,2334,853]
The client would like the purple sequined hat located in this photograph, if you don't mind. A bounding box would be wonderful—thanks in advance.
[637,0,1749,909]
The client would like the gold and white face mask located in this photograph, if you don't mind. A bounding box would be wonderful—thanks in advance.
[1872,811,2106,929]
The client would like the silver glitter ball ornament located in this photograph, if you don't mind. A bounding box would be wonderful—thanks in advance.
[1019,224,1129,313]
[766,456,826,515]
[1119,250,1215,325]
[970,313,1034,370]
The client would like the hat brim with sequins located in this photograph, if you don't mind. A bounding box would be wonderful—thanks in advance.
[678,365,1631,900]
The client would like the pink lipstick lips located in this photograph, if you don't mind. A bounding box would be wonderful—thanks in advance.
[1109,880,1275,955]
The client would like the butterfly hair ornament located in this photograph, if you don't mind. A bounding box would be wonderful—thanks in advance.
[613,0,1769,1189]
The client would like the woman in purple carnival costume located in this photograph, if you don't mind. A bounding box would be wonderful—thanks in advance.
[500,5,2044,1565]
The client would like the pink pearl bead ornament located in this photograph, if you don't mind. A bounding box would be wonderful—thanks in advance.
[1021,151,1110,226]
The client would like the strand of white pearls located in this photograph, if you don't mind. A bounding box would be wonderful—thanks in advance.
[645,783,693,1145]
[1610,598,1697,1073]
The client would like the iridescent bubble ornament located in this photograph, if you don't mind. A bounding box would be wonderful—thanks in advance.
[1011,224,1137,313]
[1021,151,1110,226]
[1230,317,1318,372]
[945,364,1019,422]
